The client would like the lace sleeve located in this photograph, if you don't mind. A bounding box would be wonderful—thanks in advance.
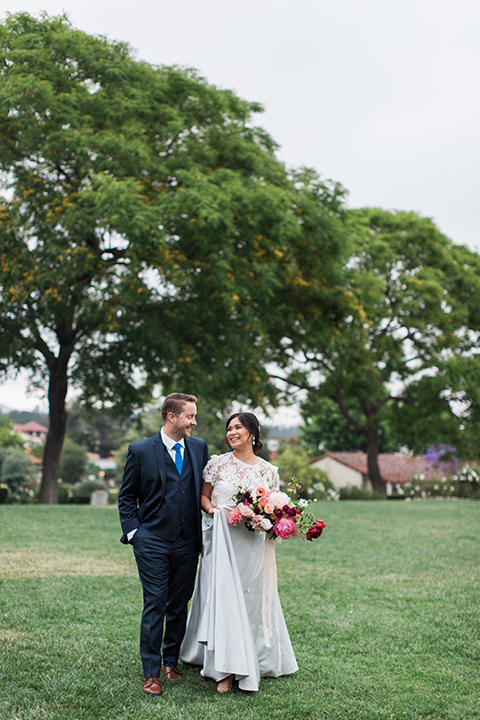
[202,455,219,486]
[271,464,280,490]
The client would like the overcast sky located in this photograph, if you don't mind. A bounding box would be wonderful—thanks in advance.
[1,0,479,416]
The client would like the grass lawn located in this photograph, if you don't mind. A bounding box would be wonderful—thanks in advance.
[0,501,478,720]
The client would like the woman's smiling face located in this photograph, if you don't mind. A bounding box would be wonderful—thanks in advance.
[226,419,252,451]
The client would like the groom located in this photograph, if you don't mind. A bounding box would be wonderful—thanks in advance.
[118,393,209,696]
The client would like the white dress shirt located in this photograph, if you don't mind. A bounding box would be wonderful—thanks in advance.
[161,428,185,464]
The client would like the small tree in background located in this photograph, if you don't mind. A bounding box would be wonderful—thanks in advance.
[0,415,25,449]
[59,440,88,485]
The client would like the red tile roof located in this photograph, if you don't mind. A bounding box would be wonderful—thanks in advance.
[14,421,49,434]
[310,452,456,483]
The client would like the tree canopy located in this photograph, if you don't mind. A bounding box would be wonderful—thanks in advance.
[275,208,480,492]
[0,13,346,501]
[300,396,402,455]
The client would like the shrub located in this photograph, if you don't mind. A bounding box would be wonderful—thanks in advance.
[71,480,109,504]
[0,448,36,493]
[57,482,74,504]
[0,484,9,503]
[60,441,88,485]
[339,486,384,500]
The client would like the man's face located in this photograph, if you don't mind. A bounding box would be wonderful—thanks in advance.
[168,402,197,439]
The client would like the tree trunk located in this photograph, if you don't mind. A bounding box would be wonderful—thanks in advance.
[40,359,69,504]
[365,428,385,495]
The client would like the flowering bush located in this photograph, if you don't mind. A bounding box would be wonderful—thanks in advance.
[455,466,480,485]
[228,478,325,542]
[390,469,480,500]
[395,477,454,499]
[453,467,480,499]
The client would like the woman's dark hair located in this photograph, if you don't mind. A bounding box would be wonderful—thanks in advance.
[225,412,263,455]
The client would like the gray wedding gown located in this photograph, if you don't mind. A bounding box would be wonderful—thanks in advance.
[179,453,298,692]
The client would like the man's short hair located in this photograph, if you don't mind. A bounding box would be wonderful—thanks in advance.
[161,393,197,422]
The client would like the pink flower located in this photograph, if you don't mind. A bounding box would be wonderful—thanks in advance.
[256,486,267,498]
[228,508,243,526]
[259,496,269,507]
[264,502,274,514]
[273,518,296,539]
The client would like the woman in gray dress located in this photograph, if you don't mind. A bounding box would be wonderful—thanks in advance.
[180,412,298,692]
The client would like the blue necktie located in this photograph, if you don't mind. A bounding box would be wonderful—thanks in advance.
[173,443,183,475]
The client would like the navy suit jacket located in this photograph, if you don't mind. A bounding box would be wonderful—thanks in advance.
[118,433,209,545]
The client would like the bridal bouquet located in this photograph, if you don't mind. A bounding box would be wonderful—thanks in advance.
[227,482,325,541]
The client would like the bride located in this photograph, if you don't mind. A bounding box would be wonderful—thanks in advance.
[179,412,298,692]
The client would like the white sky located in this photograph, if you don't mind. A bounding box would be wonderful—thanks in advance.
[1,0,479,419]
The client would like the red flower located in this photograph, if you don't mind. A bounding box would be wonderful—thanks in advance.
[306,519,326,541]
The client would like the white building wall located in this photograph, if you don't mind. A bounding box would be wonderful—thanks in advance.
[311,456,372,491]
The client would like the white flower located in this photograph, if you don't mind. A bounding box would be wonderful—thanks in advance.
[298,499,309,508]
[260,518,272,531]
[238,503,254,518]
[268,491,290,509]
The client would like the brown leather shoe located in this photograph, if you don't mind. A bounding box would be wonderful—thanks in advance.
[143,677,162,695]
[164,665,181,681]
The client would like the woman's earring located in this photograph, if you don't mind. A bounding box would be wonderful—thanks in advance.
[252,438,256,446]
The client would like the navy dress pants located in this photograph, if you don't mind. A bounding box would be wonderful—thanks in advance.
[132,525,199,678]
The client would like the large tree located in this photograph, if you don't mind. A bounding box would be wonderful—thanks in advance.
[300,395,402,454]
[0,13,346,502]
[273,209,480,493]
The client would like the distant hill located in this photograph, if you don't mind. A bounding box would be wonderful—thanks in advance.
[2,408,50,427]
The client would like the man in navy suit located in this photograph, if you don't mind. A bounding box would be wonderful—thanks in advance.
[118,393,209,696]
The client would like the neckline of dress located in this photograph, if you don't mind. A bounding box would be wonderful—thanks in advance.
[232,453,262,467]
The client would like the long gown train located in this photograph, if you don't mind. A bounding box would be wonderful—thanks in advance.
[180,507,298,691]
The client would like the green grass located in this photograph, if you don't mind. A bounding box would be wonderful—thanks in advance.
[0,501,478,720]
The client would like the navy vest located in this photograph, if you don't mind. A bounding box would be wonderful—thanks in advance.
[142,443,198,541]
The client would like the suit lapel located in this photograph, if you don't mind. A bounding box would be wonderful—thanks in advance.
[153,433,166,487]
[185,438,201,498]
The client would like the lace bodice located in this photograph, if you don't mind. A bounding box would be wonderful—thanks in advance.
[203,453,280,507]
